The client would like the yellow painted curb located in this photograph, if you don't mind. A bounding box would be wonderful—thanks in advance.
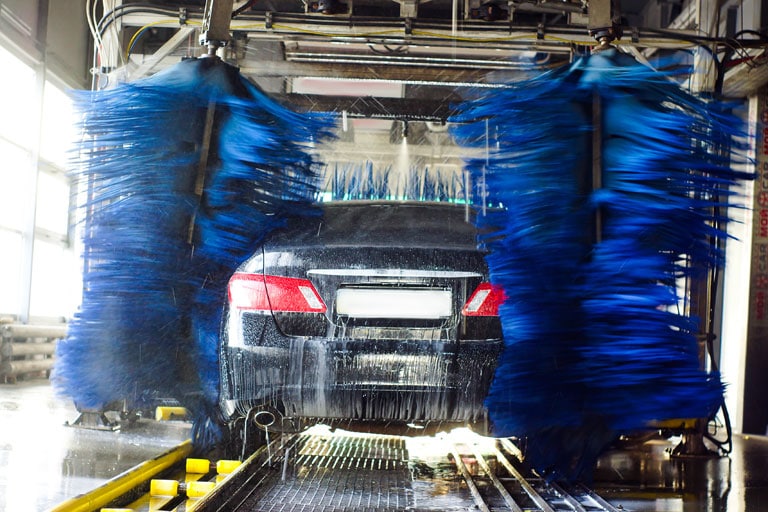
[48,440,192,512]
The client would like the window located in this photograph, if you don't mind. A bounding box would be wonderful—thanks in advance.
[35,168,70,237]
[0,42,77,320]
[0,45,36,148]
[41,82,76,167]
[0,139,32,232]
[29,240,80,318]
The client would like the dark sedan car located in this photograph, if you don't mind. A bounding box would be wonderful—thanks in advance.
[219,201,504,455]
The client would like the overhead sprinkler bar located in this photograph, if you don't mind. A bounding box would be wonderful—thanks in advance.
[200,0,235,55]
[587,0,622,48]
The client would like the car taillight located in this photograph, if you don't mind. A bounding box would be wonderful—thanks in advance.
[228,273,327,313]
[462,282,505,316]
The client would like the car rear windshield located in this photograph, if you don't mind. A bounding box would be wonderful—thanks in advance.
[267,201,480,250]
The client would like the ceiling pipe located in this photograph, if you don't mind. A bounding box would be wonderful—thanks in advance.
[283,52,540,69]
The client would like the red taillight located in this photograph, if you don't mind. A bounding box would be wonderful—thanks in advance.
[228,273,327,313]
[462,282,505,316]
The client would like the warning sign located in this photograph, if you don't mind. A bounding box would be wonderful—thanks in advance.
[750,89,768,325]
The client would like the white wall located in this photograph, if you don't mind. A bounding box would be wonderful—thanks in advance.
[47,0,91,88]
[0,0,89,88]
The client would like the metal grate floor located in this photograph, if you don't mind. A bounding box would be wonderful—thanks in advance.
[215,429,629,512]
[238,432,413,512]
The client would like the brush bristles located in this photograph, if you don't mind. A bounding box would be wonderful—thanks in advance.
[54,58,332,447]
[452,48,752,480]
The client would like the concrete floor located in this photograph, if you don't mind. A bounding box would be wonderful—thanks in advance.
[0,379,191,512]
[593,434,768,511]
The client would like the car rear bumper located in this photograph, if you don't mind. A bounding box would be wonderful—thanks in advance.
[220,314,502,428]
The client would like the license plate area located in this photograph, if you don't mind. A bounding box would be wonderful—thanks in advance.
[335,287,452,320]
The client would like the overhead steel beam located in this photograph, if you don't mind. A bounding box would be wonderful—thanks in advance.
[281,52,542,70]
[119,11,594,47]
[119,11,701,52]
[724,52,768,97]
[239,59,522,84]
[129,26,197,80]
[510,0,584,15]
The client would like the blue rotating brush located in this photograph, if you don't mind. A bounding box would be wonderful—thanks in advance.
[452,48,752,480]
[53,57,332,447]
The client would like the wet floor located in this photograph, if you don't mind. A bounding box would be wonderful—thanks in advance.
[593,434,768,511]
[0,380,190,512]
[3,380,768,511]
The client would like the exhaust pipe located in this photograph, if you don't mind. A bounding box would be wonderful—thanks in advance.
[253,410,276,428]
[251,405,282,430]
[240,406,281,460]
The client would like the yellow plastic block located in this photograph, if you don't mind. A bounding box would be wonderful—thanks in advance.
[149,496,171,509]
[187,481,216,498]
[155,406,189,421]
[150,479,179,497]
[186,458,211,474]
[650,418,699,430]
[101,509,134,512]
[215,460,241,474]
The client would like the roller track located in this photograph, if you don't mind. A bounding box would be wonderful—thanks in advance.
[61,430,622,511]
[441,437,622,512]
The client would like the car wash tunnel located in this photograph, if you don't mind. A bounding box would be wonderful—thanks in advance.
[2,0,768,511]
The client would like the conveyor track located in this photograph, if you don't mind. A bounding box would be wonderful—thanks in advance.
[451,436,622,512]
[62,430,621,512]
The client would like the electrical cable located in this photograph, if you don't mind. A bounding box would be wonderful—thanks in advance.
[93,0,104,54]
[85,0,99,47]
[124,19,202,60]
[98,5,193,37]
[704,261,733,455]
[103,0,128,68]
